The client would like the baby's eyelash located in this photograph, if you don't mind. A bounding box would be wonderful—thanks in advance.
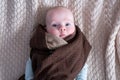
[52,24,57,27]
[66,23,70,26]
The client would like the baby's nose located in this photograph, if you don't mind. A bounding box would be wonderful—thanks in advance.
[59,25,66,32]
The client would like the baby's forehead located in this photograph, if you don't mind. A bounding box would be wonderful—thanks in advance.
[46,7,73,16]
[45,7,74,24]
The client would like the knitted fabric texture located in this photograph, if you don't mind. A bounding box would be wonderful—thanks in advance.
[0,0,120,80]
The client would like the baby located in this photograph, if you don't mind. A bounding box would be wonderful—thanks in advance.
[45,6,75,39]
[23,6,91,80]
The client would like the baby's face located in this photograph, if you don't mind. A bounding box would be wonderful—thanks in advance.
[46,7,75,39]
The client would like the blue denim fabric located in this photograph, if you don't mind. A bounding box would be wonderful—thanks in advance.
[75,64,88,80]
[25,58,34,80]
[25,58,88,80]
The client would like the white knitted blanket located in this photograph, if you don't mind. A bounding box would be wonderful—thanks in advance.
[0,0,120,80]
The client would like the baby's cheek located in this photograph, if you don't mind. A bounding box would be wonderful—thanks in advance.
[67,27,75,35]
[47,28,59,36]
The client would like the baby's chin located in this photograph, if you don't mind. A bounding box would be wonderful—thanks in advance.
[59,34,72,40]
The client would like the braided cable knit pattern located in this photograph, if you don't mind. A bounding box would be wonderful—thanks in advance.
[0,0,120,80]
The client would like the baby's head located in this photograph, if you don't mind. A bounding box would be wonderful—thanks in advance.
[45,6,75,39]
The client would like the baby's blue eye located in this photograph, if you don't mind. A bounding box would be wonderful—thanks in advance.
[66,23,70,26]
[52,24,57,27]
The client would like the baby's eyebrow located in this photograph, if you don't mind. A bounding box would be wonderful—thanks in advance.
[66,21,74,23]
[64,18,74,22]
[50,21,58,25]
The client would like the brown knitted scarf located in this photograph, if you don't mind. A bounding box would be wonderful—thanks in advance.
[30,24,91,80]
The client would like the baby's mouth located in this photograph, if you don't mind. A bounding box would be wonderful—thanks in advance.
[59,34,66,38]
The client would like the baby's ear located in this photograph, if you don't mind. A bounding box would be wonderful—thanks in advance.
[43,25,47,31]
[39,24,47,31]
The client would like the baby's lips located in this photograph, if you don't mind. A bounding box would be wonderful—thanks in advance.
[60,34,66,38]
